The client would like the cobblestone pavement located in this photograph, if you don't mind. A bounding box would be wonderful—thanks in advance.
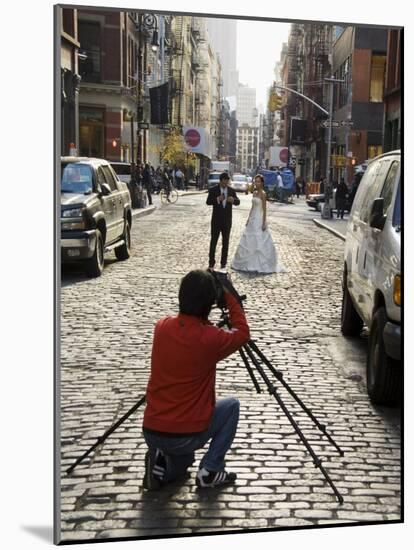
[59,194,401,543]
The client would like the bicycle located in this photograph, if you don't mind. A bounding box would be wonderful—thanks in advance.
[160,183,178,204]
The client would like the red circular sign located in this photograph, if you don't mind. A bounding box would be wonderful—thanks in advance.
[185,129,201,147]
[279,148,289,164]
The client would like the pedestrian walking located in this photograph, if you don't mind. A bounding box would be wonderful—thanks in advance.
[336,178,349,219]
[142,163,153,206]
[175,167,185,190]
[295,176,302,198]
[276,168,284,203]
[319,177,326,195]
[155,166,163,194]
[206,172,240,270]
[142,269,250,490]
[162,167,172,201]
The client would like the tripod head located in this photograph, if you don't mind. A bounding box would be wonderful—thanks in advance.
[209,269,246,310]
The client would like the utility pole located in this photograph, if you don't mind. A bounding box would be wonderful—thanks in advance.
[321,77,345,219]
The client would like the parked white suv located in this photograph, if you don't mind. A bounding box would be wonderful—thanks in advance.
[341,150,401,405]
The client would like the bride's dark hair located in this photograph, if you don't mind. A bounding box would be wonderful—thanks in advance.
[254,174,264,184]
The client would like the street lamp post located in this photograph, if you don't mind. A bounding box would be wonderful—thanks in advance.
[273,81,344,219]
[321,77,345,219]
[135,13,159,170]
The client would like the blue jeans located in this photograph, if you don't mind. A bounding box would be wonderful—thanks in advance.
[143,397,239,482]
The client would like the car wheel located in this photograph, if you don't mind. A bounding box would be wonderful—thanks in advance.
[366,307,401,406]
[115,221,131,260]
[86,229,104,277]
[341,272,363,336]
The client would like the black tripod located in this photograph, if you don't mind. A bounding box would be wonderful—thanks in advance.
[66,298,344,504]
[66,396,146,476]
[218,308,344,504]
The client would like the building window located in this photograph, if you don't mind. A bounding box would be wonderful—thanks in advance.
[62,9,75,37]
[78,20,102,83]
[370,55,386,102]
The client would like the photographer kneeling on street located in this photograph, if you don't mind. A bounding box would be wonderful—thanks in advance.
[142,269,250,490]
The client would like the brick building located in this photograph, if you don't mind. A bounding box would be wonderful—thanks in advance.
[76,9,139,162]
[383,29,402,152]
[59,7,80,156]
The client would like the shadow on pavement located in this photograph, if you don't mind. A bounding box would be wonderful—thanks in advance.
[21,525,53,543]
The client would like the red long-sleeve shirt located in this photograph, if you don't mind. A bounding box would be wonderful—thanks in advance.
[143,292,250,433]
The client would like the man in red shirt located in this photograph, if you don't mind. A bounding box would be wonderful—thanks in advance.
[142,269,250,490]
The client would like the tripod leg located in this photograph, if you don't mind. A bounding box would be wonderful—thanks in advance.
[246,340,344,457]
[239,347,262,393]
[242,345,344,505]
[66,395,146,475]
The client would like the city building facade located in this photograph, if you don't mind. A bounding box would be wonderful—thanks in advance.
[237,124,259,173]
[60,7,80,156]
[383,29,402,152]
[237,84,257,127]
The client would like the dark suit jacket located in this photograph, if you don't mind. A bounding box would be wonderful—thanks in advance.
[206,185,240,227]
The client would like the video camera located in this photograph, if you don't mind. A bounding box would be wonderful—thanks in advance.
[209,270,246,310]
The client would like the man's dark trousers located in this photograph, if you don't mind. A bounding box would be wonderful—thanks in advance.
[206,185,240,268]
[209,221,231,268]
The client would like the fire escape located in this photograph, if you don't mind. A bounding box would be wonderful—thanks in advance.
[303,24,332,176]
[169,16,186,128]
[191,18,208,128]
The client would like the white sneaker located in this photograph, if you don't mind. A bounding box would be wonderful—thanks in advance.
[196,467,237,488]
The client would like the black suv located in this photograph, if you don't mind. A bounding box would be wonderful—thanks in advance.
[61,157,132,277]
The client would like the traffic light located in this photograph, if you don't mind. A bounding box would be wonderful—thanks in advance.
[268,93,283,112]
[351,157,356,165]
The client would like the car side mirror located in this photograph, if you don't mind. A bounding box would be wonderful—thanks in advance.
[100,183,111,196]
[370,198,386,230]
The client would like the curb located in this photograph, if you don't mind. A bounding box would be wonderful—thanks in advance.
[178,190,208,196]
[132,205,156,219]
[131,191,206,219]
[313,218,346,241]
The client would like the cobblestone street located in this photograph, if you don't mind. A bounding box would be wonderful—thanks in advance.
[59,194,401,542]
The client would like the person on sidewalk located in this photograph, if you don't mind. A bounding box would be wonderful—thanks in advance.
[162,167,172,202]
[295,176,302,199]
[276,168,284,203]
[175,167,185,190]
[142,269,250,490]
[335,178,349,219]
[142,163,153,206]
[206,172,240,270]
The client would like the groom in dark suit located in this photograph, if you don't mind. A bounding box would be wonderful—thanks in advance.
[206,172,240,270]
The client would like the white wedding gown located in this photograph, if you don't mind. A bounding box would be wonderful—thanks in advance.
[231,196,286,273]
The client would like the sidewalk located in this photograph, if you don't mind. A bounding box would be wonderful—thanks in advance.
[132,188,207,219]
[312,216,349,241]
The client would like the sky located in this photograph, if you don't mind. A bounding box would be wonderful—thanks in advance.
[236,19,291,111]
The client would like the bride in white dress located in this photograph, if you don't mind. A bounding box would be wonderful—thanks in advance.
[231,174,286,274]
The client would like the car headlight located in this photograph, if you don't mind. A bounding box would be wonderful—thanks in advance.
[61,206,86,230]
[393,275,401,306]
[62,207,84,218]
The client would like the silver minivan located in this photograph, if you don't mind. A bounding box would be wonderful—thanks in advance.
[341,150,401,405]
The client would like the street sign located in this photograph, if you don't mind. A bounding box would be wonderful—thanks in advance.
[290,156,297,166]
[139,122,150,129]
[331,154,346,167]
[322,120,353,128]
